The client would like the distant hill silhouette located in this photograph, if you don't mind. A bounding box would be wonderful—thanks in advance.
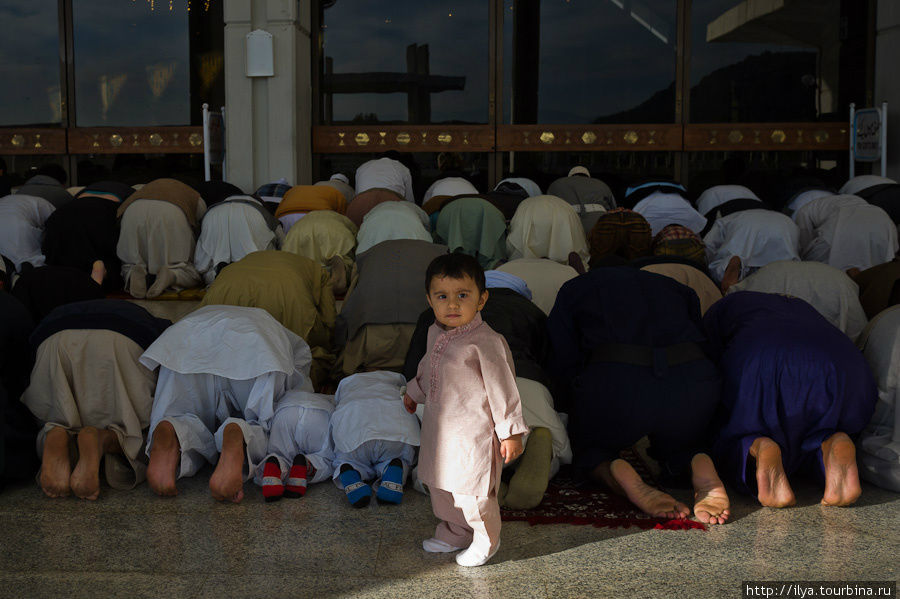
[596,50,817,124]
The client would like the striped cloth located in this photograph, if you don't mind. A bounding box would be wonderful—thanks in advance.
[651,224,707,267]
[255,181,292,204]
[588,208,652,268]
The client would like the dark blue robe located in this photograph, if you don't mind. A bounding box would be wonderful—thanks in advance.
[547,267,720,478]
[703,291,877,494]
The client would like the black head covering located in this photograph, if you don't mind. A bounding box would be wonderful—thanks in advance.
[30,298,171,350]
[195,181,245,208]
[11,265,105,323]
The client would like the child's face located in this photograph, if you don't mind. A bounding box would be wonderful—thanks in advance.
[426,274,488,329]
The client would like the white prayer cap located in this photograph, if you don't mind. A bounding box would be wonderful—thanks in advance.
[330,173,350,185]
[568,166,590,178]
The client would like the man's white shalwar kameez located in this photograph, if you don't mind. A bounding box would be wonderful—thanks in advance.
[794,194,898,271]
[355,158,415,202]
[423,177,478,203]
[857,306,900,492]
[330,370,420,486]
[0,194,55,269]
[141,306,313,480]
[696,185,761,216]
[194,197,284,285]
[632,191,707,237]
[704,209,800,282]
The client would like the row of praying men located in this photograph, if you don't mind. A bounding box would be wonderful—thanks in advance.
[0,162,898,519]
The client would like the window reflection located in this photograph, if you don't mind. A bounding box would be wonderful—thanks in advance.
[690,0,828,122]
[73,1,192,126]
[319,1,489,125]
[0,0,62,126]
[504,0,677,124]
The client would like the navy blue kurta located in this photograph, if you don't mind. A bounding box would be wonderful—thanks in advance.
[547,267,720,477]
[703,291,877,494]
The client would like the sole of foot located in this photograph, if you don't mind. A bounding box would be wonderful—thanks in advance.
[209,424,246,503]
[750,437,796,508]
[821,432,861,507]
[69,427,104,500]
[691,453,730,524]
[39,427,72,498]
[609,458,690,519]
[147,421,180,497]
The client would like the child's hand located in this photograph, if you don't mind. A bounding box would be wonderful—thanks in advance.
[403,393,417,414]
[500,434,524,464]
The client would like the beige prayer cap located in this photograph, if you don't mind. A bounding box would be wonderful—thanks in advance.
[569,166,590,178]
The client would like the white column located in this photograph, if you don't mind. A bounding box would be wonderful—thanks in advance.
[223,0,312,193]
[876,0,900,179]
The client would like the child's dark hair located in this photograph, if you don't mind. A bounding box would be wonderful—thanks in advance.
[425,252,486,294]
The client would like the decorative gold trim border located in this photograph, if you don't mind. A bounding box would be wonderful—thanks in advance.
[68,127,204,154]
[496,124,683,151]
[313,125,494,153]
[0,128,66,155]
[683,123,849,151]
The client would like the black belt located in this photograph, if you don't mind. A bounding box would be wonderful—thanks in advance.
[590,342,707,377]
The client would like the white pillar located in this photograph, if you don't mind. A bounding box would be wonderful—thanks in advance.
[876,0,900,179]
[224,0,312,193]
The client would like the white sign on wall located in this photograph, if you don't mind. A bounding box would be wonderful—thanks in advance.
[246,30,274,77]
[849,102,888,178]
[853,107,883,161]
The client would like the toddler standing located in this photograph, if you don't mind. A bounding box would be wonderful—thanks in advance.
[404,253,528,567]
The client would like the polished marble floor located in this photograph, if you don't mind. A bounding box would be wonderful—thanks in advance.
[0,468,897,599]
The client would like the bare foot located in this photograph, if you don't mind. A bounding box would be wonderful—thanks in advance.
[90,260,107,286]
[40,427,72,498]
[691,453,730,524]
[147,421,180,497]
[749,437,795,508]
[821,432,861,507]
[589,461,625,495]
[209,423,245,503]
[69,427,117,500]
[609,458,690,519]
[720,255,742,294]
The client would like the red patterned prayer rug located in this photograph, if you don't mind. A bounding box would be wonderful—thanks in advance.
[500,451,707,531]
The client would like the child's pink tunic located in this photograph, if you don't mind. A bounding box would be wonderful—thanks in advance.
[407,313,528,496]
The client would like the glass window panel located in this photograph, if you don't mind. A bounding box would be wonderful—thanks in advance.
[689,0,852,123]
[503,0,677,124]
[319,1,489,125]
[0,1,62,126]
[684,150,848,208]
[2,155,68,189]
[73,1,192,126]
[73,153,205,186]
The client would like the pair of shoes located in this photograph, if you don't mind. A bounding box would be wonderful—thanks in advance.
[263,458,309,502]
[456,540,500,567]
[422,538,464,553]
[339,466,371,508]
[376,459,404,504]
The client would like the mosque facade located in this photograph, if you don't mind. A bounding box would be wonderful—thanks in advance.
[1,0,898,194]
